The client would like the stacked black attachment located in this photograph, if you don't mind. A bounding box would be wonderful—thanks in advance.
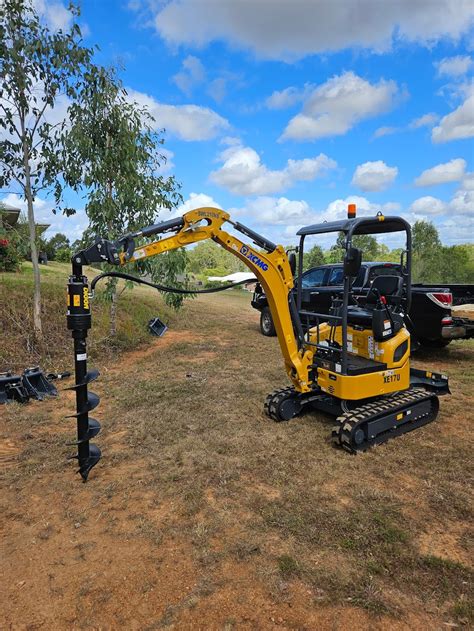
[66,263,102,482]
[0,368,58,404]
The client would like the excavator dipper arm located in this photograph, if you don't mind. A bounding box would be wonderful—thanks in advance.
[116,207,312,391]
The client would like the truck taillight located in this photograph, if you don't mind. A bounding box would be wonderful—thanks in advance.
[441,316,453,326]
[427,292,453,308]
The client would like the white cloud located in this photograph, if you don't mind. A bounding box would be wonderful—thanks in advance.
[1,193,88,241]
[127,88,229,141]
[409,113,439,129]
[432,94,474,142]
[178,192,222,212]
[172,55,206,96]
[414,158,466,187]
[281,72,399,141]
[435,55,473,77]
[34,0,73,31]
[352,161,398,192]
[232,196,315,225]
[322,196,401,222]
[156,148,175,175]
[449,186,474,216]
[138,0,474,61]
[373,126,399,139]
[207,78,227,103]
[409,196,448,215]
[434,216,474,244]
[266,87,305,109]
[461,172,474,190]
[209,142,337,195]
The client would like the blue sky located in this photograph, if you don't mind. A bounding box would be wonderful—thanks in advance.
[3,0,474,249]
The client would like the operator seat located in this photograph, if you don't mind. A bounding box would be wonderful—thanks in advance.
[346,275,404,334]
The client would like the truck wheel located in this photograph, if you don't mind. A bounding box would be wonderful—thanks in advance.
[260,307,276,337]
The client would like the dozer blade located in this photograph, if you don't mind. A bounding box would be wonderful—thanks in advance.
[65,391,100,417]
[66,418,101,445]
[64,369,100,391]
[410,367,450,395]
[332,388,440,454]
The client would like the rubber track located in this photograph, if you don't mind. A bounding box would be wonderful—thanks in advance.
[264,386,296,422]
[331,387,438,453]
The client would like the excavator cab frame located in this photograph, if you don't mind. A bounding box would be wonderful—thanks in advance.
[294,213,412,375]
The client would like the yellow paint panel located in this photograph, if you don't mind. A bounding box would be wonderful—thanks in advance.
[73,295,80,307]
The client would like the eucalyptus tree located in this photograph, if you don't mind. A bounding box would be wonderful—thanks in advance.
[64,66,182,335]
[0,0,93,339]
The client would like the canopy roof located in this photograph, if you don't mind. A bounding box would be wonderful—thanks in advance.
[297,215,411,237]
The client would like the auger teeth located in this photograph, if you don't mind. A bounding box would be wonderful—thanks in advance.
[77,444,102,482]
[63,369,100,390]
[66,418,101,445]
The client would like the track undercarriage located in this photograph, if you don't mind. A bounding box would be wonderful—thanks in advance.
[264,369,449,454]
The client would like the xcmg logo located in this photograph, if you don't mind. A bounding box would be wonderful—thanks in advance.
[240,245,268,271]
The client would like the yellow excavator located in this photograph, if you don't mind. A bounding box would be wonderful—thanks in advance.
[66,205,449,480]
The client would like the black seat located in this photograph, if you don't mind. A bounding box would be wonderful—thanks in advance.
[366,275,403,306]
[347,275,403,328]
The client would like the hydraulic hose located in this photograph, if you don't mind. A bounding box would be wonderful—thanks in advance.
[90,271,253,295]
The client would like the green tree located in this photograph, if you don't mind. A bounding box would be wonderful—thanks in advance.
[41,232,70,260]
[411,220,442,282]
[187,240,245,276]
[145,249,190,310]
[412,220,441,254]
[64,66,182,334]
[0,0,93,339]
[327,232,379,263]
[303,244,324,270]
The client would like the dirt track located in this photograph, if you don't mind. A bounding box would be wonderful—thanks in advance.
[1,292,473,629]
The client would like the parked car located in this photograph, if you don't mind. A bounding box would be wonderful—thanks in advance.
[251,262,474,348]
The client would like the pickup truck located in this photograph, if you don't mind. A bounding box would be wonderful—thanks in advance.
[251,261,474,348]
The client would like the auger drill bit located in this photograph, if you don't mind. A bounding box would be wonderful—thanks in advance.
[66,259,102,481]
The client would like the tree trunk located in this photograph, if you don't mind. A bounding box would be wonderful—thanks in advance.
[109,281,117,337]
[23,150,42,340]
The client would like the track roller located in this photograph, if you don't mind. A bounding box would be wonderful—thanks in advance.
[264,386,303,422]
[331,388,440,454]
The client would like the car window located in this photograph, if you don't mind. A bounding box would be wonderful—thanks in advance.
[328,267,344,286]
[301,268,327,288]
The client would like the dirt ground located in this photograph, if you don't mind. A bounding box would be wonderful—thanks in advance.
[1,291,473,630]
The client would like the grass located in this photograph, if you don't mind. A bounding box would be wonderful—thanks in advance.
[1,262,473,628]
[0,260,178,372]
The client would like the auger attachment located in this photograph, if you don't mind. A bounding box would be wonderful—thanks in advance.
[66,258,102,481]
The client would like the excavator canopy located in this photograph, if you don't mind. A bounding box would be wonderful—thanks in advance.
[297,215,411,237]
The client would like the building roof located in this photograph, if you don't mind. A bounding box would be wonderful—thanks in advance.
[1,203,50,234]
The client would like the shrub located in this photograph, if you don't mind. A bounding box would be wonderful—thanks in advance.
[0,233,22,272]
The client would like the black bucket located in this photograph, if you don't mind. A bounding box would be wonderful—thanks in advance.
[22,367,58,400]
[0,373,29,404]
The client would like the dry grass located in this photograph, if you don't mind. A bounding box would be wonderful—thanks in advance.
[1,264,473,629]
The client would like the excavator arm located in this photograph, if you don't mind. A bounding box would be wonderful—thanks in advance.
[114,207,312,391]
[67,207,312,480]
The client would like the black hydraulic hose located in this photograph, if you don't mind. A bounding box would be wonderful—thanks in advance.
[90,271,252,295]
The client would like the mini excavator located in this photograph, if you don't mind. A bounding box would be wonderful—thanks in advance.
[66,205,449,480]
